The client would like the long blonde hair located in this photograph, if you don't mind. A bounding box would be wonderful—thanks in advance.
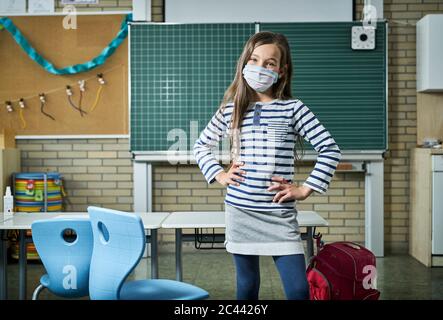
[219,31,304,162]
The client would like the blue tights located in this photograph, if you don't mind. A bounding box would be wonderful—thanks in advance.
[232,253,309,300]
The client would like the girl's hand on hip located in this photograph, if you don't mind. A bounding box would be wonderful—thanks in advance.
[215,161,246,187]
[267,176,314,203]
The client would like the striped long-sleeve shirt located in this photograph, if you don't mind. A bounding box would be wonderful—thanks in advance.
[193,99,342,211]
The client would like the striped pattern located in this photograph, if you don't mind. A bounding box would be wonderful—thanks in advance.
[194,99,341,211]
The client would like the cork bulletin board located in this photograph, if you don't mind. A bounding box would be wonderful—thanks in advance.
[0,14,128,135]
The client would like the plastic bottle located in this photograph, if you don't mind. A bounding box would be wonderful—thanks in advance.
[3,186,14,216]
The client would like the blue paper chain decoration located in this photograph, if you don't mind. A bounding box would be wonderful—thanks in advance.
[0,14,132,75]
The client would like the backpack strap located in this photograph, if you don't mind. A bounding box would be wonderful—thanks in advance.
[313,228,324,252]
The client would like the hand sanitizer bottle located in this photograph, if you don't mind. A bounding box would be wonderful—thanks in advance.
[3,186,14,217]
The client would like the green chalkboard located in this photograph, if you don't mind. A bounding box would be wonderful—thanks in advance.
[130,22,387,152]
[261,22,387,151]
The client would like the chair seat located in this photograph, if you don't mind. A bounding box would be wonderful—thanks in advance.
[120,279,209,300]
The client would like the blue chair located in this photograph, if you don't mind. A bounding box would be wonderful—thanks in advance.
[87,206,209,300]
[31,218,93,299]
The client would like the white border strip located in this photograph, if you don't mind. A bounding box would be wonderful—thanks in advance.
[15,135,129,140]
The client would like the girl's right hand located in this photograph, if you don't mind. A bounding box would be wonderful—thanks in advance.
[215,161,246,187]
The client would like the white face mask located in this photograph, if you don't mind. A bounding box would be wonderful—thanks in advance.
[242,64,279,93]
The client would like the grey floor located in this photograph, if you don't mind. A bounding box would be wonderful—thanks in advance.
[3,245,443,300]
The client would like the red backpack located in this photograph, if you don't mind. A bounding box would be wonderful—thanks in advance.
[306,235,380,300]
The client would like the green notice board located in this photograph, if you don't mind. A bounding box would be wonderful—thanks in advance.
[130,22,387,152]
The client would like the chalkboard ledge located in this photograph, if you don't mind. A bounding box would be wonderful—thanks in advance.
[132,151,386,162]
[15,135,129,140]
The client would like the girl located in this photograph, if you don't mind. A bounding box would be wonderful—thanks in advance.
[193,32,341,300]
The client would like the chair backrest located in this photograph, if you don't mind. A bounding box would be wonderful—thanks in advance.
[31,218,93,298]
[87,206,146,300]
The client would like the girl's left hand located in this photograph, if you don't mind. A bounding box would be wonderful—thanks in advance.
[267,176,314,203]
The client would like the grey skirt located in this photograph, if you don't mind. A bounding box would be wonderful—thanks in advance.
[224,203,304,256]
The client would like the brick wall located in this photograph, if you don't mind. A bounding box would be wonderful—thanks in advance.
[152,164,365,244]
[17,138,133,212]
[151,0,164,21]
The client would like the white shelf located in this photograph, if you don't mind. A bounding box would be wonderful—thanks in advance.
[417,14,443,92]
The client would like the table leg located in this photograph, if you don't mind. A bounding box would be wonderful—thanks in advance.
[175,228,182,282]
[306,227,314,259]
[150,229,158,279]
[19,230,27,300]
[0,230,8,300]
